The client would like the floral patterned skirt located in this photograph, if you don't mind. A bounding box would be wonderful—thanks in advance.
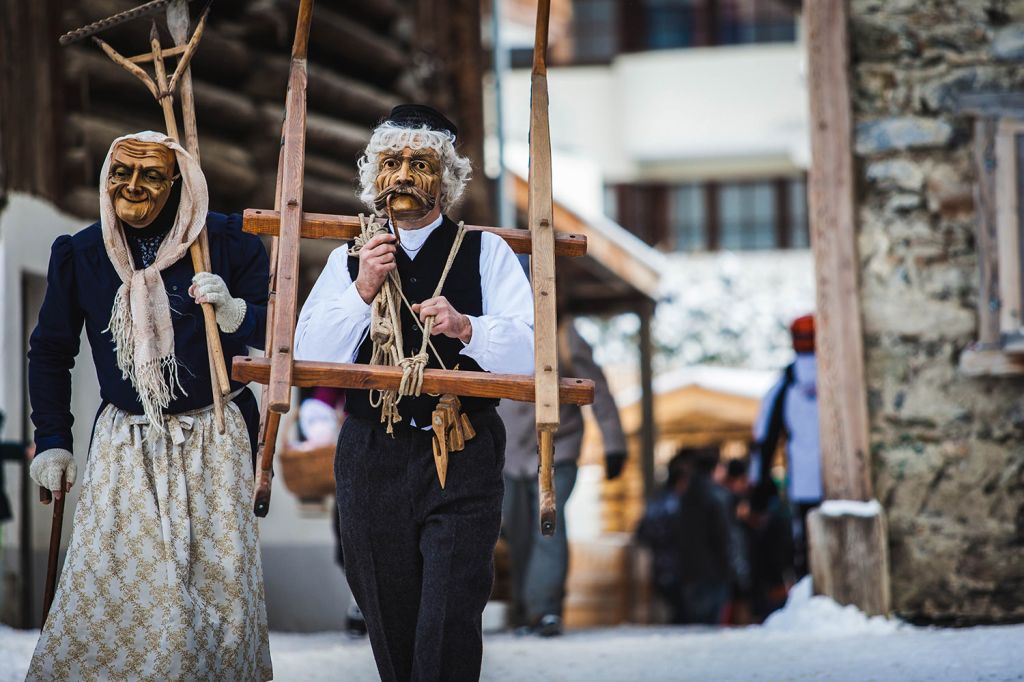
[27,401,272,681]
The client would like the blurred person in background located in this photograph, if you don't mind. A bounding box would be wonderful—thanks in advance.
[674,446,735,625]
[498,317,626,637]
[720,457,753,624]
[744,482,794,621]
[751,314,821,578]
[296,386,345,449]
[293,387,367,638]
[637,452,691,623]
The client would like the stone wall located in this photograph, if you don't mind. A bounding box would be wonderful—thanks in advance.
[850,0,1024,623]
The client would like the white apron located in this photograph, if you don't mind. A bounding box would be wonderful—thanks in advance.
[27,401,272,681]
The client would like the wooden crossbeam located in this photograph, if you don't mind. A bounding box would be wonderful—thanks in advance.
[242,208,588,257]
[233,357,596,405]
[127,43,187,63]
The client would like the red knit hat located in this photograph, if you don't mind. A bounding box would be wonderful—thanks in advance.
[790,314,815,353]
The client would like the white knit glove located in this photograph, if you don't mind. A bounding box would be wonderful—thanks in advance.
[190,272,247,334]
[29,448,77,493]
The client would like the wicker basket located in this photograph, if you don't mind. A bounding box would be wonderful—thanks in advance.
[278,413,338,501]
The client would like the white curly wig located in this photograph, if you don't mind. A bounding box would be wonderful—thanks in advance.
[356,122,472,214]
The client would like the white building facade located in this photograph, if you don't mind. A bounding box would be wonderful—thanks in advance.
[495,0,814,371]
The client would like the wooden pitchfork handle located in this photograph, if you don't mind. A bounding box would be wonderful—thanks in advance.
[39,475,67,624]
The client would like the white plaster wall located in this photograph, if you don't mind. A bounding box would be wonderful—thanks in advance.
[0,194,94,625]
[0,194,95,553]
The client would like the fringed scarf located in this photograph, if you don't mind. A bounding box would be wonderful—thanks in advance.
[99,131,209,431]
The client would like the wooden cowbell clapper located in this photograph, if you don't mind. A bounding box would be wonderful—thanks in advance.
[235,1,594,535]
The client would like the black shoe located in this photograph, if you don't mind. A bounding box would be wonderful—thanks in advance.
[346,603,367,638]
[535,614,562,638]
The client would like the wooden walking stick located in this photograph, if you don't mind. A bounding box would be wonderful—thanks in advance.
[63,3,230,432]
[529,0,560,536]
[40,473,67,624]
[253,0,315,517]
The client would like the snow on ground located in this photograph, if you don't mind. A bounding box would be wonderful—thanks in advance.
[1,585,1019,681]
[5,616,1024,681]
[8,622,1024,682]
[762,576,899,636]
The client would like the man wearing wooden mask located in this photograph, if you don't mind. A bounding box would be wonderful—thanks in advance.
[295,105,534,681]
[26,131,272,681]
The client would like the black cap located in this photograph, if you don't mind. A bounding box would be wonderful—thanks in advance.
[383,104,458,140]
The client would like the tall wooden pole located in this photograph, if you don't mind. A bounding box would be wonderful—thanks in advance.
[638,300,655,501]
[805,0,871,502]
[529,0,559,536]
[804,0,890,616]
[166,0,227,432]
[253,0,314,517]
[149,20,229,432]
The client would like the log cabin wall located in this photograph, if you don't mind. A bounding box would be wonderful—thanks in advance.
[0,1,64,204]
[2,0,492,226]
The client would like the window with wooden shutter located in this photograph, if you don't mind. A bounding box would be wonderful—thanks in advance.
[958,98,1024,376]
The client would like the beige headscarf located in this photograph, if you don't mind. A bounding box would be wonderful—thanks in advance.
[99,131,209,430]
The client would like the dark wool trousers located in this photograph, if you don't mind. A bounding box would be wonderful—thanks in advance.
[335,409,505,682]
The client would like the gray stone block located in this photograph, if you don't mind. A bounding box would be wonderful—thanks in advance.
[866,159,925,191]
[855,117,954,155]
[992,24,1024,61]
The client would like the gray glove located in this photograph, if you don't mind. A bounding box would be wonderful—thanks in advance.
[190,272,247,333]
[29,448,77,494]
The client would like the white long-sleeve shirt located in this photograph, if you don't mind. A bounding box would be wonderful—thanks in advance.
[294,215,535,377]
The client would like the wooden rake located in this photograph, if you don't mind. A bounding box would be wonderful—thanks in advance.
[59,0,231,434]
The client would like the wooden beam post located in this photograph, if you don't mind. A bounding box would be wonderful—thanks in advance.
[529,0,561,536]
[638,299,656,501]
[806,0,872,503]
[807,502,891,617]
[972,118,1002,348]
[267,0,313,415]
[252,0,314,518]
[805,0,889,615]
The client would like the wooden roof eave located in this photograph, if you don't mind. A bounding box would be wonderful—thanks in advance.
[512,173,664,304]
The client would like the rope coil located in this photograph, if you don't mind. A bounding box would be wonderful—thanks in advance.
[350,214,467,433]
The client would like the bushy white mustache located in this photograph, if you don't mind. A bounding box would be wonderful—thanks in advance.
[373,184,435,215]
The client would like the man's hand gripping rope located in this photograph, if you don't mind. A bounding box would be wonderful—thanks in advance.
[349,215,473,487]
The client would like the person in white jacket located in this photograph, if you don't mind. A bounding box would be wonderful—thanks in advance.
[751,314,821,577]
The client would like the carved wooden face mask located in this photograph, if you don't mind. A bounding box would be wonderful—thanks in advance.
[106,140,178,228]
[373,146,442,221]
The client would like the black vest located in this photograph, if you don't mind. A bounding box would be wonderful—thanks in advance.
[345,216,498,424]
